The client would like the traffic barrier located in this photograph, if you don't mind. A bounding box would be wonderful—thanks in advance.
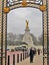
[23,52,24,60]
[7,50,29,64]
[20,53,22,61]
[25,52,26,59]
[8,55,10,65]
[13,54,15,65]
[17,54,19,63]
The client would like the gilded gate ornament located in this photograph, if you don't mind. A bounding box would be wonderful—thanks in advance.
[4,7,10,13]
[22,0,27,7]
[39,5,46,11]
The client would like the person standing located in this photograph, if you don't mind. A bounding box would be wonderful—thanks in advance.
[30,47,35,63]
[38,49,40,55]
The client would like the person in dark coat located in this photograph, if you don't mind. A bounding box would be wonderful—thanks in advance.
[38,49,40,55]
[34,48,36,55]
[30,47,35,63]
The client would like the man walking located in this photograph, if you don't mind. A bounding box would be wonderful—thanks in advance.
[30,47,35,63]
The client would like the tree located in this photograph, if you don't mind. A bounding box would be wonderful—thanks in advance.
[7,33,16,41]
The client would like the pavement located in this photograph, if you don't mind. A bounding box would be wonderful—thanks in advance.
[17,53,43,65]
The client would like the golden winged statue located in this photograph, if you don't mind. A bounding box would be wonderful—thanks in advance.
[26,20,29,29]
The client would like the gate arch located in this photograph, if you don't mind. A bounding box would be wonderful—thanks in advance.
[0,0,49,65]
[9,2,40,10]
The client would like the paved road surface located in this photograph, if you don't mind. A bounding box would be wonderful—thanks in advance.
[17,53,43,65]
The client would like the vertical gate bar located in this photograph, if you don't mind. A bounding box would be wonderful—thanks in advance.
[0,0,4,65]
[43,0,47,65]
[3,0,7,65]
[46,0,49,65]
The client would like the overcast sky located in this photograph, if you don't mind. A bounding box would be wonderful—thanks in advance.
[7,7,42,38]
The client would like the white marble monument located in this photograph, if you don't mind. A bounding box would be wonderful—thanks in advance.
[22,20,34,49]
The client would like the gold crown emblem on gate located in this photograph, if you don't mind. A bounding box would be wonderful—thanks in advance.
[22,0,27,7]
[4,7,10,13]
[39,5,46,11]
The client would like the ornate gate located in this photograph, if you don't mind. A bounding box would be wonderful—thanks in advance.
[0,0,49,65]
